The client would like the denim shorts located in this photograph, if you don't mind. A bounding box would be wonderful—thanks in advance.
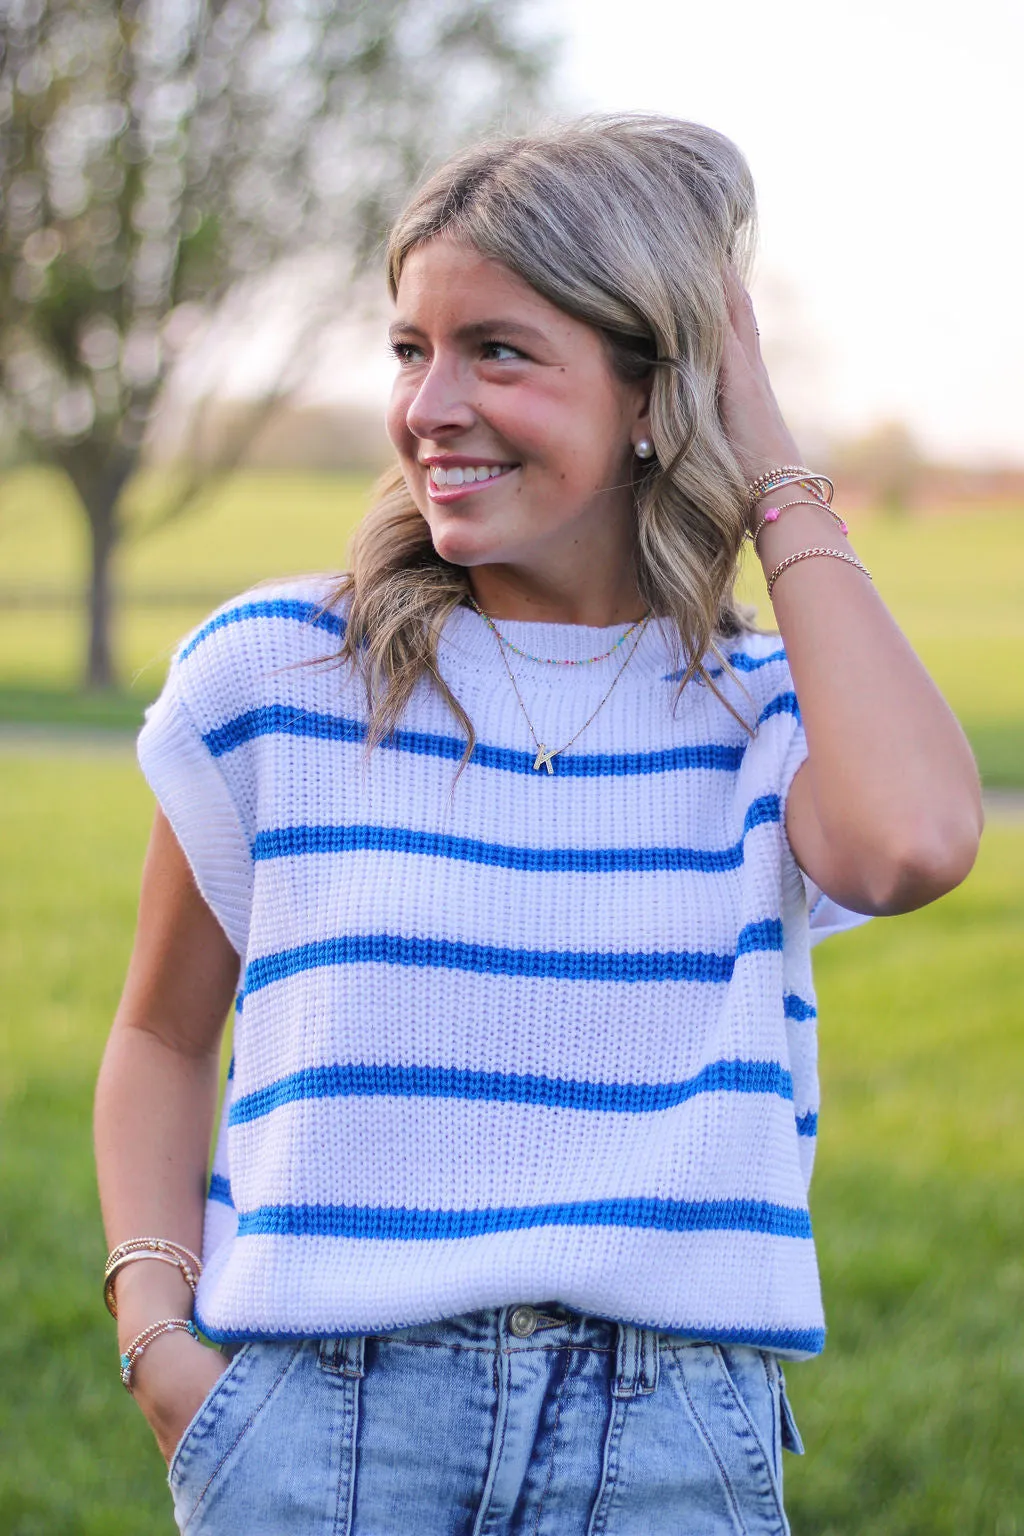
[168,1303,804,1534]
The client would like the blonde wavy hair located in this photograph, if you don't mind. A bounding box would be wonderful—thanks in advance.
[330,113,759,749]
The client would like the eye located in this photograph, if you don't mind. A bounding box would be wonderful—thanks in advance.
[480,340,525,362]
[389,339,424,365]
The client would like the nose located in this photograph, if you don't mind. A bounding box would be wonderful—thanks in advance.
[403,355,476,441]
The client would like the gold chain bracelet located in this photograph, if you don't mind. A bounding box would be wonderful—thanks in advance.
[766,546,872,598]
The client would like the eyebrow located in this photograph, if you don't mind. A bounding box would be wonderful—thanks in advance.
[388,318,550,347]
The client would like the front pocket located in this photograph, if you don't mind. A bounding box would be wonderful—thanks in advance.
[168,1343,254,1485]
[168,1339,355,1535]
[716,1345,778,1465]
[663,1343,790,1533]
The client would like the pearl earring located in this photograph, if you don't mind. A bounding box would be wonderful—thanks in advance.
[635,438,655,461]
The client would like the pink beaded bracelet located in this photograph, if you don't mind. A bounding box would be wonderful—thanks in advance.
[751,498,849,547]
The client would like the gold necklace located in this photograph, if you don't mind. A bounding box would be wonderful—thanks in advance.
[467,595,650,667]
[485,613,652,773]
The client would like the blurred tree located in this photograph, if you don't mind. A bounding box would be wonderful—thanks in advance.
[0,0,552,688]
[830,420,925,516]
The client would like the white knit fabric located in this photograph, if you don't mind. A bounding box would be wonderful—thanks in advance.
[138,578,866,1357]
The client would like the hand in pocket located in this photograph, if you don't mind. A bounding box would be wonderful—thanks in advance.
[129,1330,231,1465]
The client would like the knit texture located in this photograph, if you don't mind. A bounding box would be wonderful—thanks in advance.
[138,578,866,1358]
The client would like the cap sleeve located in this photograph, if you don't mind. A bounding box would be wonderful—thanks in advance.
[136,624,255,957]
[736,632,872,948]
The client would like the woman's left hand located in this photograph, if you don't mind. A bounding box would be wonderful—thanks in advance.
[717,266,803,501]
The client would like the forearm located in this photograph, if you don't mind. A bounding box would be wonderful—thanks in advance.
[757,500,983,911]
[95,1020,221,1345]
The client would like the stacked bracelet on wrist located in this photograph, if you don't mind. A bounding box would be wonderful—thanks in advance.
[120,1317,200,1393]
[746,464,835,510]
[104,1238,203,1319]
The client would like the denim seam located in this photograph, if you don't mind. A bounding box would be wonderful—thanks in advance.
[528,1345,572,1536]
[712,1346,787,1530]
[473,1332,513,1536]
[760,1352,782,1483]
[586,1394,631,1536]
[665,1348,746,1533]
[331,1365,359,1536]
[370,1336,613,1355]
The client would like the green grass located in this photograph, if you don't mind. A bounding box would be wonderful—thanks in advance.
[1,751,1021,1532]
[736,508,1024,789]
[1,468,1022,782]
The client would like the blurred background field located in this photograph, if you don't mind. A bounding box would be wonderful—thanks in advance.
[1,751,1021,1534]
[1,465,1023,786]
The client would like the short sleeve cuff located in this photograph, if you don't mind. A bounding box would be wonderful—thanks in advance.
[137,689,253,956]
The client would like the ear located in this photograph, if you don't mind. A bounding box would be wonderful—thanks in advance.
[628,383,654,459]
[631,417,653,454]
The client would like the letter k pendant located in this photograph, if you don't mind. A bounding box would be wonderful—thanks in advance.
[532,744,556,774]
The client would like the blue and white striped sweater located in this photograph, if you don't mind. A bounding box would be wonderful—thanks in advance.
[138,580,862,1357]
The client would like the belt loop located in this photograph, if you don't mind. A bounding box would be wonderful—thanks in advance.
[339,1333,366,1378]
[613,1323,660,1398]
[319,1333,366,1377]
[639,1326,659,1393]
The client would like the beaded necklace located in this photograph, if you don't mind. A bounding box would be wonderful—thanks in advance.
[467,596,651,666]
[475,605,652,773]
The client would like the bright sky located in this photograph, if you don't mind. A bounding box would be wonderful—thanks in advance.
[184,0,1021,469]
[554,0,1023,463]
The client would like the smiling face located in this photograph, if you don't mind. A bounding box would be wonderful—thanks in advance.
[385,238,651,616]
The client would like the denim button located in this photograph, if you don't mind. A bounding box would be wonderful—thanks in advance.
[509,1306,538,1337]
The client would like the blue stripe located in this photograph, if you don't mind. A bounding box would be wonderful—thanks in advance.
[208,1173,234,1208]
[194,1311,824,1355]
[784,993,817,1021]
[250,795,782,873]
[795,1110,818,1138]
[200,705,747,776]
[229,1056,795,1127]
[179,599,345,661]
[664,648,788,683]
[242,919,783,997]
[758,691,800,725]
[236,1196,813,1242]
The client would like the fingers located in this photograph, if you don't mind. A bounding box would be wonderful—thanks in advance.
[723,264,761,349]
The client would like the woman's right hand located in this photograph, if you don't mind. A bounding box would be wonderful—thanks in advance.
[128,1329,231,1466]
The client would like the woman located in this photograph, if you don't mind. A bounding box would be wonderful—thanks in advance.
[95,115,981,1534]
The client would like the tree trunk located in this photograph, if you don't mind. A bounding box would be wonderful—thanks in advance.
[57,442,138,693]
[85,496,118,691]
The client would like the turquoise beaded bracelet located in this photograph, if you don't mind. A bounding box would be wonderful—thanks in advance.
[120,1317,199,1392]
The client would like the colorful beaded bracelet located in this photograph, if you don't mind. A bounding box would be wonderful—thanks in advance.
[104,1238,202,1319]
[746,466,835,509]
[120,1317,199,1393]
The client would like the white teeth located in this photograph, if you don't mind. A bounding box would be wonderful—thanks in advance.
[429,464,511,487]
